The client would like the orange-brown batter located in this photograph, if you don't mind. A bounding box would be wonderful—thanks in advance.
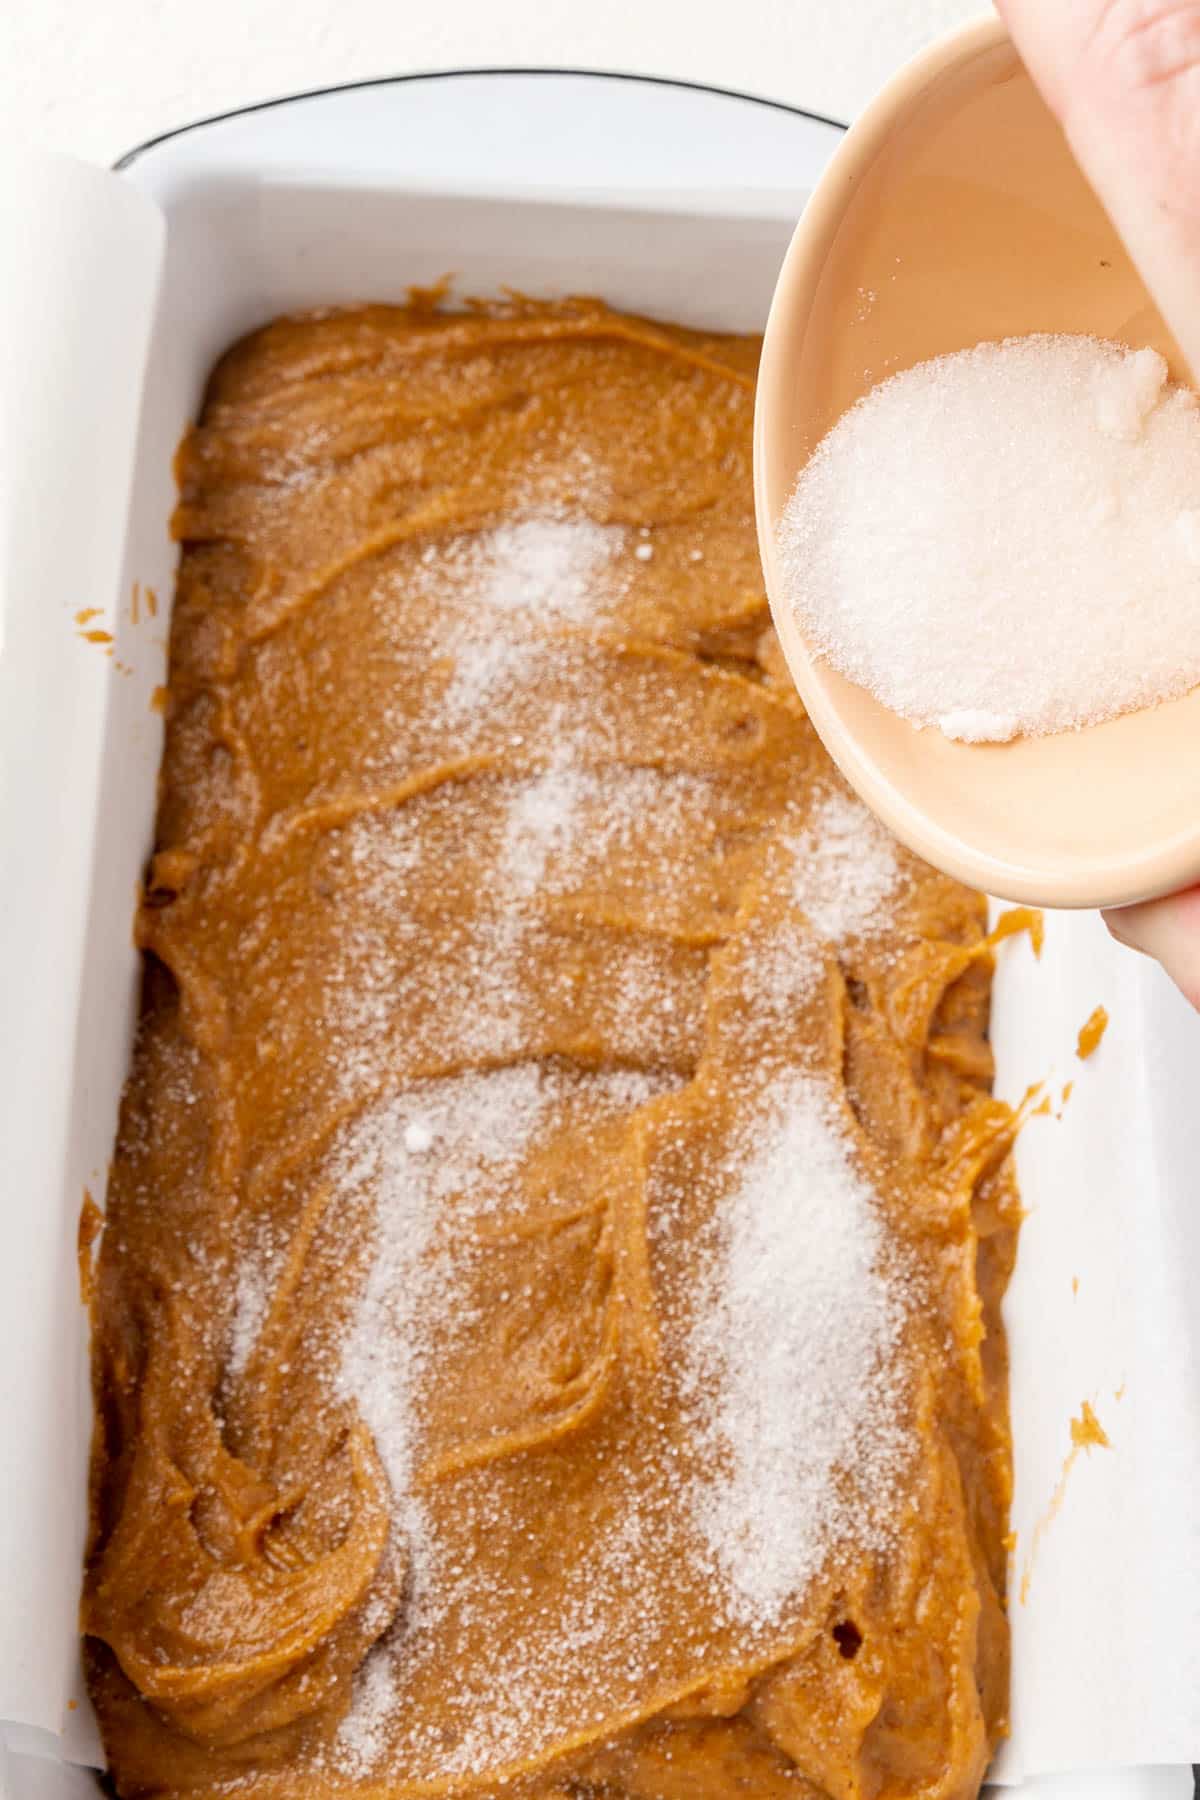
[1076,1005,1109,1059]
[84,295,1022,1800]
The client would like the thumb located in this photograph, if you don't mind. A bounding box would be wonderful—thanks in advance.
[1102,888,1200,1011]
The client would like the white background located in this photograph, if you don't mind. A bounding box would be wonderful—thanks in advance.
[5,6,1200,1799]
[9,0,982,164]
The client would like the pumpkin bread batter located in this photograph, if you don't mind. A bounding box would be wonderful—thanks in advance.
[84,296,1022,1800]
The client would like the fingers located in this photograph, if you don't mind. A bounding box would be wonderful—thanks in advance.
[992,5,1200,1014]
[994,0,1200,380]
[992,0,1103,118]
[996,0,1200,143]
[1101,887,1200,1010]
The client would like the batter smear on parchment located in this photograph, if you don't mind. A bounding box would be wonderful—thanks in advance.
[83,295,1023,1800]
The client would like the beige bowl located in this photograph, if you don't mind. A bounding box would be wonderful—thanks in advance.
[754,13,1200,909]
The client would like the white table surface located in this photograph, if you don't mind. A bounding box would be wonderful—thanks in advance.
[9,0,984,164]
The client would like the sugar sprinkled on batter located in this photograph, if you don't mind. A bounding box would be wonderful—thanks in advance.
[684,1073,909,1622]
[94,301,1016,1800]
[789,787,902,941]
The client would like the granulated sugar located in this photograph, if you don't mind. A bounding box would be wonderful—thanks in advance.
[335,1652,400,1772]
[333,1481,685,1783]
[735,922,822,1025]
[331,1063,678,1780]
[330,1063,591,1635]
[114,309,962,1800]
[497,760,708,901]
[307,488,915,1782]
[315,791,916,1785]
[497,761,594,896]
[432,513,627,727]
[332,1066,911,1784]
[334,1066,560,1503]
[778,335,1200,741]
[684,1072,908,1623]
[320,749,716,1097]
[226,1257,270,1379]
[468,515,625,619]
[336,1062,670,1503]
[789,786,901,941]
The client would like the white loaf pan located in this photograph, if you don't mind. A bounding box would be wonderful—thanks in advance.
[0,69,1194,1800]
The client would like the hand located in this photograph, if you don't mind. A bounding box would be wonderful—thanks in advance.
[1101,887,1200,1007]
[996,0,1200,1011]
[994,2,1200,226]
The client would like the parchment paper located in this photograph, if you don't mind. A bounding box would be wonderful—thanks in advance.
[0,151,163,1769]
[990,908,1200,1783]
